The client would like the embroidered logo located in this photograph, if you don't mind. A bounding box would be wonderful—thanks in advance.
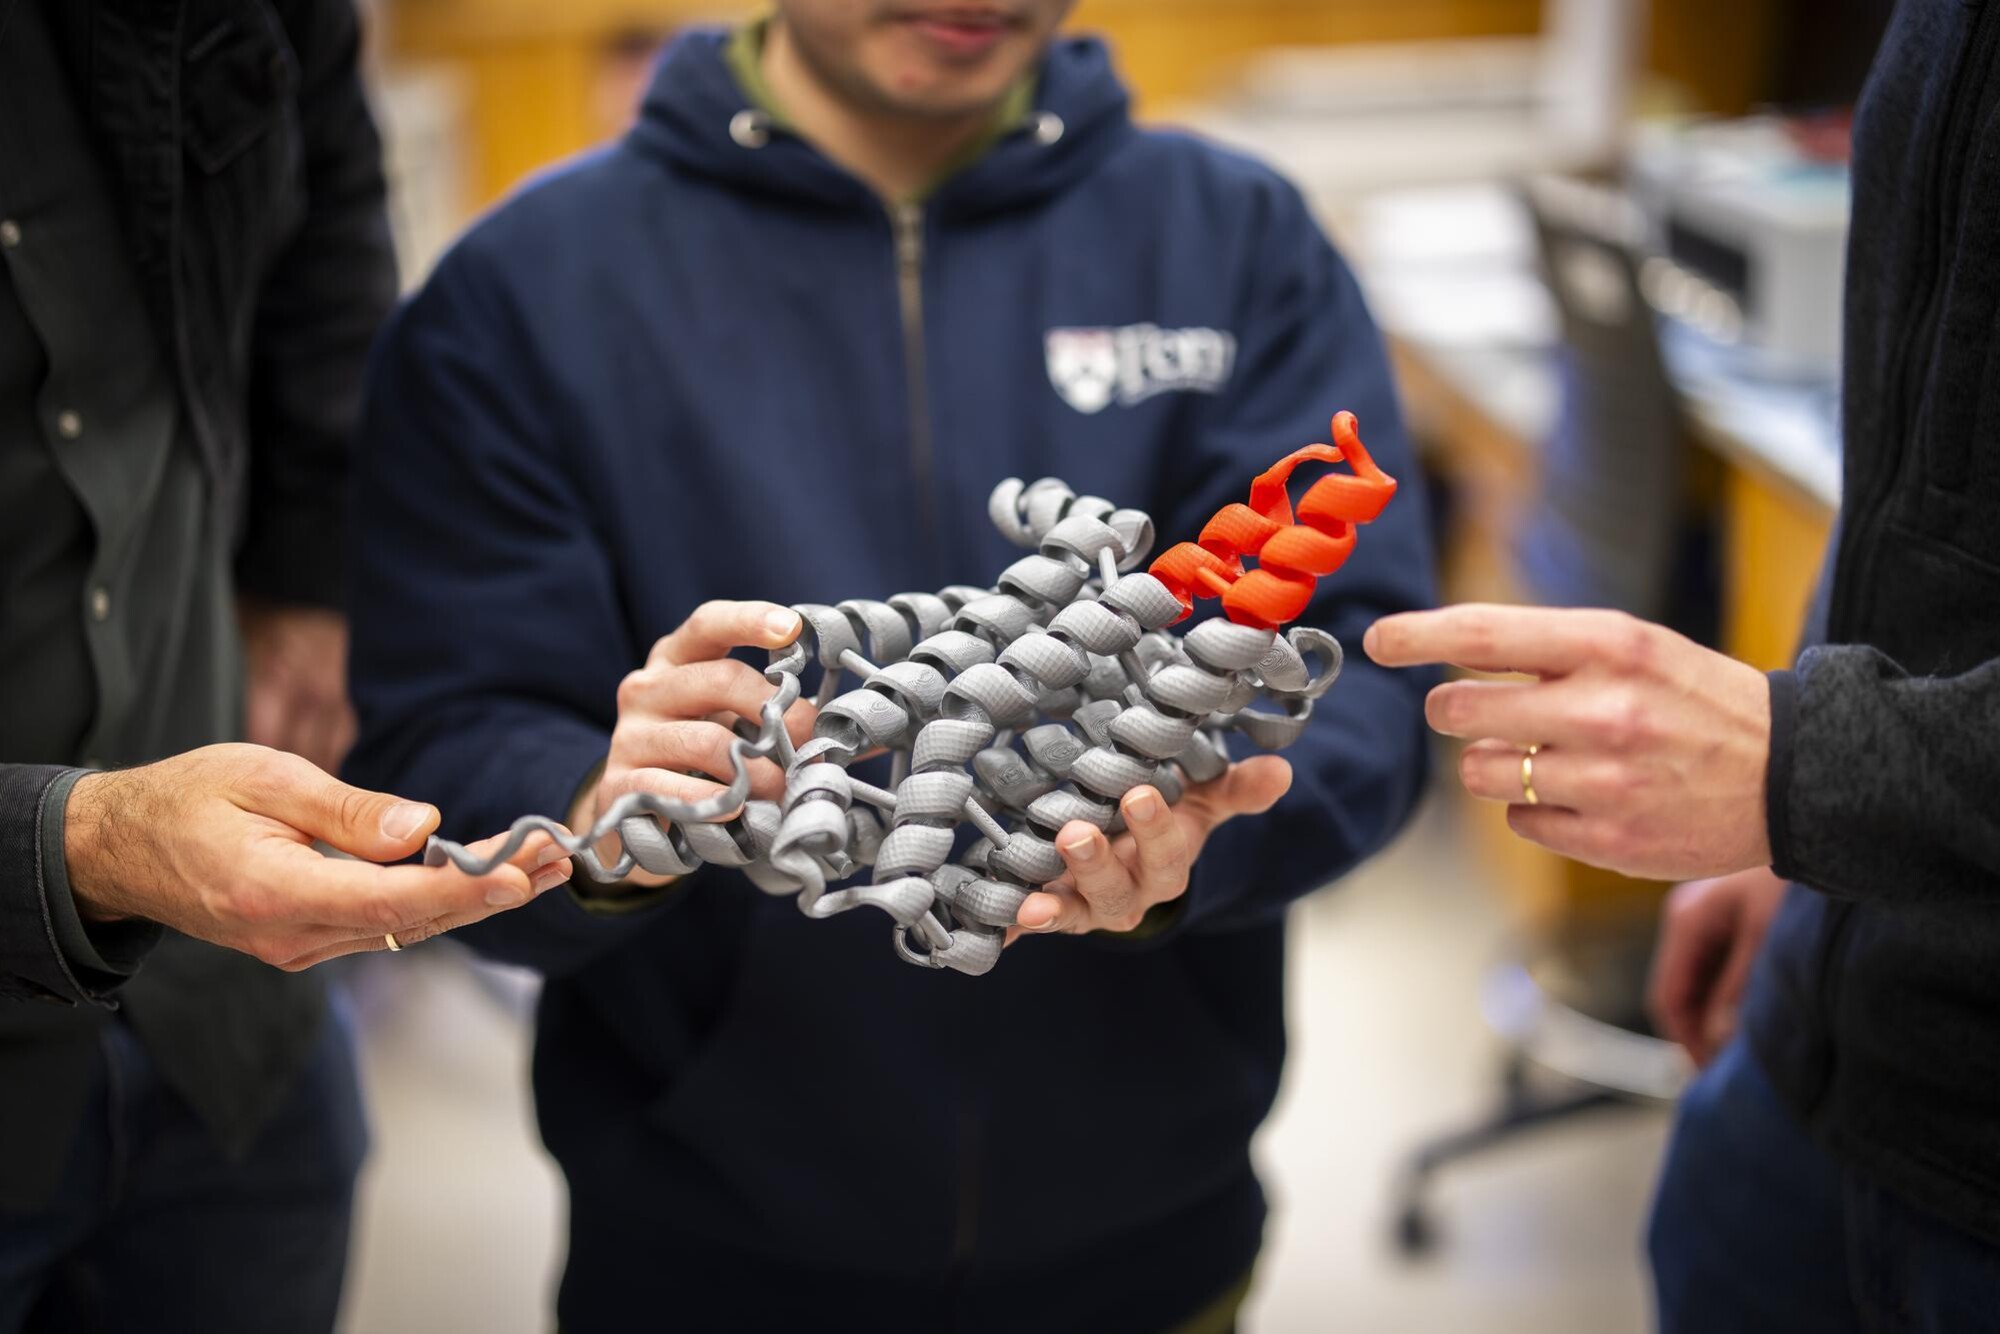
[1044,324,1237,414]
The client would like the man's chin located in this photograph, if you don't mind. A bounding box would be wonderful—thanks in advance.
[858,44,1037,118]
[865,74,1023,121]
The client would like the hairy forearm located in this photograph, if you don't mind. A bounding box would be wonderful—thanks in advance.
[62,770,138,923]
[0,763,158,1003]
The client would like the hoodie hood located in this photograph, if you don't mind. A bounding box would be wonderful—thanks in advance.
[626,27,1133,218]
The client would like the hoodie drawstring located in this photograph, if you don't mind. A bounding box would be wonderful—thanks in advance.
[731,108,1061,152]
[730,109,773,149]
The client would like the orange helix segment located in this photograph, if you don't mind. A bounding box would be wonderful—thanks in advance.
[1148,412,1397,630]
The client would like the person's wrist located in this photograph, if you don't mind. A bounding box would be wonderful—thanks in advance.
[62,770,136,924]
[573,761,679,894]
[1761,668,1797,878]
[1742,658,1775,867]
[1709,650,1776,874]
[569,768,602,843]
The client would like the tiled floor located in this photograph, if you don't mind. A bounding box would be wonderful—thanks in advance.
[338,790,1669,1333]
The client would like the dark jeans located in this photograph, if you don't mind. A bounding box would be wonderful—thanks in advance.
[1648,1038,2000,1334]
[0,1004,366,1333]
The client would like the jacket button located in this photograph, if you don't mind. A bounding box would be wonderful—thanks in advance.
[89,586,111,622]
[56,410,82,440]
[0,219,19,248]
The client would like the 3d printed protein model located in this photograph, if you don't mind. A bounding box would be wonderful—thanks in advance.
[428,412,1397,975]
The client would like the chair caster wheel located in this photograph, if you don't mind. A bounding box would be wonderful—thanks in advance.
[1395,1203,1439,1258]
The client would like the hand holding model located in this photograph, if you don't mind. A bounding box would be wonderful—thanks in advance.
[64,745,572,968]
[432,414,1397,973]
[571,600,820,888]
[572,598,1295,925]
[1016,759,1293,936]
[1366,605,1773,881]
[1016,414,1387,938]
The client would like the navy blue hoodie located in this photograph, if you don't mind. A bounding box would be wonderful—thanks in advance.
[347,30,1434,1333]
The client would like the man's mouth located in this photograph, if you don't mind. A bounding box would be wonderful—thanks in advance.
[898,7,1019,59]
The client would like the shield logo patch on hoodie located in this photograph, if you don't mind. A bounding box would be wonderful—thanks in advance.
[1044,328,1120,414]
[1045,324,1237,414]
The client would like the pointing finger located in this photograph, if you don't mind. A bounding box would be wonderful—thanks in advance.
[1365,605,1628,677]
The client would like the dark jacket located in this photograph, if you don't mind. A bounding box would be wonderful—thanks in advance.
[1745,0,2000,1247]
[345,31,1435,1333]
[0,0,394,1206]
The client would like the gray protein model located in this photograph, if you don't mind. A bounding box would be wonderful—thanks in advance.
[427,476,1344,976]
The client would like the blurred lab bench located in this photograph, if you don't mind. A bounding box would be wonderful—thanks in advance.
[1175,32,1846,1234]
[1336,182,1838,678]
[1333,181,1838,922]
[1326,183,1840,1022]
[1339,182,1841,1249]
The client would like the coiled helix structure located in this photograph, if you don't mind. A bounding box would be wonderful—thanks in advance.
[427,414,1396,976]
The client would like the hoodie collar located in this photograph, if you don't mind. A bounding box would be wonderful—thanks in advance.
[628,26,1132,220]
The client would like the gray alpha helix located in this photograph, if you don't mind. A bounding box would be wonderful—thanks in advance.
[427,477,1344,975]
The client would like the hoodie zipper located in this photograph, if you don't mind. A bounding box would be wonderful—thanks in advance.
[893,196,979,1284]
[891,201,942,556]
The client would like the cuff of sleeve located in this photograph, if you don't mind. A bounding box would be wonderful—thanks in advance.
[544,757,693,917]
[568,872,694,917]
[1087,871,1200,953]
[1105,895,1188,943]
[1765,668,1800,881]
[40,769,162,983]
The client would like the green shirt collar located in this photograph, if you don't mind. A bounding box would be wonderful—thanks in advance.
[723,16,1037,203]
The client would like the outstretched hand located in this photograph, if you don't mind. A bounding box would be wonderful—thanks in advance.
[64,744,572,970]
[1365,604,1773,882]
[1011,756,1293,939]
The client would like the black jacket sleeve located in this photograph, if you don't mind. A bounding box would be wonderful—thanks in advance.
[233,0,398,609]
[1762,519,2000,904]
[0,764,157,1004]
[1767,646,2000,904]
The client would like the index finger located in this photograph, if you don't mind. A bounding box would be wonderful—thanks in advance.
[1364,605,1626,677]
[263,832,551,934]
[649,601,802,669]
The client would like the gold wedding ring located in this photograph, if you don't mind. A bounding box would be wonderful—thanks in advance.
[1521,744,1542,806]
[384,932,403,953]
